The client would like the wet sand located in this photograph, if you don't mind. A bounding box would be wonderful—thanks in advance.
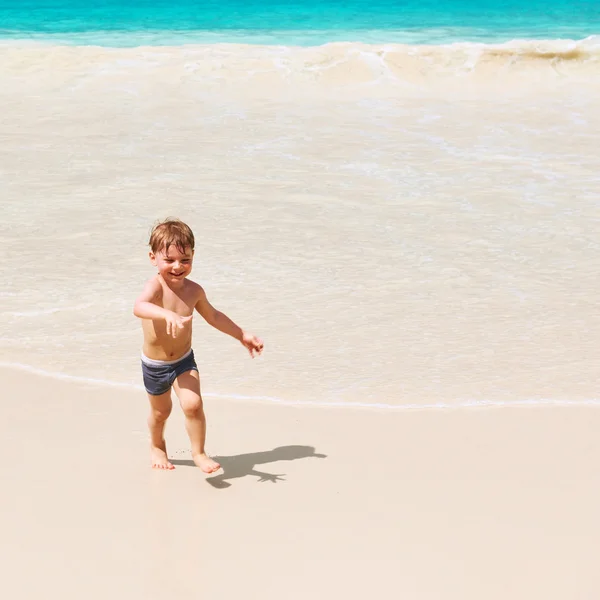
[2,367,599,599]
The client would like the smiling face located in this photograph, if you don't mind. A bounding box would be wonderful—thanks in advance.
[150,244,194,286]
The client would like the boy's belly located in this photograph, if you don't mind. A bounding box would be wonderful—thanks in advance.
[141,320,194,361]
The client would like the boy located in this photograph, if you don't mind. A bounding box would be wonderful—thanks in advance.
[133,219,264,473]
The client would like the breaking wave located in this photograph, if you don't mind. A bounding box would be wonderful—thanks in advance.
[1,36,599,95]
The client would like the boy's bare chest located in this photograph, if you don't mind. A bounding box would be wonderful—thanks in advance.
[160,286,195,316]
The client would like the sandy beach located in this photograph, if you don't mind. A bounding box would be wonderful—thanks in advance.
[2,37,600,599]
[1,367,599,599]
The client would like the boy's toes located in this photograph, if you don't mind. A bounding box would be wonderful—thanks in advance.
[206,460,221,473]
[193,454,221,474]
[150,446,175,470]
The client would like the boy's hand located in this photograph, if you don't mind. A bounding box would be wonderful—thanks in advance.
[164,311,192,338]
[241,332,264,358]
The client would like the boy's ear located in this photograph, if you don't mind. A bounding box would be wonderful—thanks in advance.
[149,251,157,265]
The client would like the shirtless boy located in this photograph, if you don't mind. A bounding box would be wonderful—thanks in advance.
[133,219,264,473]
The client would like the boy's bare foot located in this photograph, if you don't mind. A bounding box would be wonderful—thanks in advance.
[151,443,175,470]
[193,453,221,474]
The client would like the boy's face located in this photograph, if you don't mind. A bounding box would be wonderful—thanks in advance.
[150,244,194,285]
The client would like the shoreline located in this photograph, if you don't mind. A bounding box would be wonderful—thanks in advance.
[2,364,600,411]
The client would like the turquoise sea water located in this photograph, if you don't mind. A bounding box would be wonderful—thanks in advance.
[0,0,599,46]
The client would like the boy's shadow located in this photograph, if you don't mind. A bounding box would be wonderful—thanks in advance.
[171,445,327,488]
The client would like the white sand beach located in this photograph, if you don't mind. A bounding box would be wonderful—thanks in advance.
[2,40,600,599]
[2,368,600,599]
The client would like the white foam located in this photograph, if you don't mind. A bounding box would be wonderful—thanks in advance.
[2,37,598,93]
[1,360,598,411]
[4,303,94,317]
[6,307,62,317]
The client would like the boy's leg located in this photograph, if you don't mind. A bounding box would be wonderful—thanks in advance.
[172,370,221,474]
[147,390,175,470]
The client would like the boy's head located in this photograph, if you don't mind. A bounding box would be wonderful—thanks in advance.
[148,219,195,284]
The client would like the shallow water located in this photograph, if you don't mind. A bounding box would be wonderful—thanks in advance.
[1,40,599,408]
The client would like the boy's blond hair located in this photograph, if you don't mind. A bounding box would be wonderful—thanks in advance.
[149,218,195,255]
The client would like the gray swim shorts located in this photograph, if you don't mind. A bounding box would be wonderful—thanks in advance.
[141,349,198,396]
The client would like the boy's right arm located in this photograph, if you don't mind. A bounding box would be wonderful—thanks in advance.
[133,279,166,320]
[133,279,191,338]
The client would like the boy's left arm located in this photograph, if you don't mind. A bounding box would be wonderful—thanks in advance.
[195,286,264,357]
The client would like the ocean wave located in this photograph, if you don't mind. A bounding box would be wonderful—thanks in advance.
[1,37,598,93]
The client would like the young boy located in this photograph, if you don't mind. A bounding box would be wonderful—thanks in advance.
[133,219,264,473]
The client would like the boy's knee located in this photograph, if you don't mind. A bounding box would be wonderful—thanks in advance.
[150,406,171,422]
[182,399,203,418]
